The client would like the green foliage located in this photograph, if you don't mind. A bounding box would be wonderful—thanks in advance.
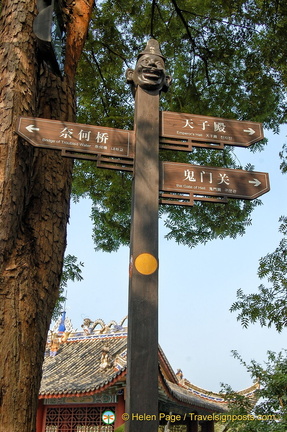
[77,0,287,128]
[73,0,287,252]
[230,216,287,332]
[52,254,84,319]
[279,143,287,174]
[162,197,257,246]
[220,350,287,431]
[72,163,132,251]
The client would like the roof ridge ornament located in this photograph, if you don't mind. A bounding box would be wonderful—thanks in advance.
[52,311,76,334]
[99,342,114,371]
[81,316,128,335]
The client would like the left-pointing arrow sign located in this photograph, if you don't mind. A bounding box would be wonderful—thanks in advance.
[26,125,40,133]
[16,116,135,159]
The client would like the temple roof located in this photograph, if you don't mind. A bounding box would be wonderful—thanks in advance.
[40,316,258,414]
[40,333,127,398]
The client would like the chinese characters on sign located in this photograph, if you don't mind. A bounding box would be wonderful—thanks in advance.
[182,117,228,137]
[160,162,270,200]
[160,111,264,150]
[183,168,233,193]
[58,126,109,151]
[16,117,135,158]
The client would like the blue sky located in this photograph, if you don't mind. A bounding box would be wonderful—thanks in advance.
[61,125,287,393]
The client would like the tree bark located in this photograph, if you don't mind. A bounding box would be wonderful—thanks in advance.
[0,1,93,431]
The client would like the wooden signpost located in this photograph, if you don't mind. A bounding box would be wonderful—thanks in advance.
[16,39,270,432]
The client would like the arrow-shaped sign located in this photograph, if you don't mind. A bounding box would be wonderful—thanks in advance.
[160,111,264,151]
[26,124,40,133]
[160,162,270,203]
[16,117,135,159]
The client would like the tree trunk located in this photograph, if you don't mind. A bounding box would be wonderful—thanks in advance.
[0,1,93,431]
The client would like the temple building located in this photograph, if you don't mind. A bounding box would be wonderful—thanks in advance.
[37,314,258,432]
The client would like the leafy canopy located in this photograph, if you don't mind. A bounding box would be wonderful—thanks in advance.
[221,350,287,432]
[73,0,287,252]
[230,216,287,332]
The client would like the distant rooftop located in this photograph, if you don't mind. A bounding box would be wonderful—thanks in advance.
[40,314,258,414]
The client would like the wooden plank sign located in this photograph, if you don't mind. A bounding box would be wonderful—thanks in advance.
[16,117,135,158]
[160,111,264,151]
[160,161,270,202]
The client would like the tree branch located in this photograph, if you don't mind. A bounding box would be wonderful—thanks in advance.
[65,0,95,81]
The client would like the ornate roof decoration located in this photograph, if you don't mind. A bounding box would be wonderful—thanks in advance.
[99,343,114,371]
[176,369,184,384]
[81,316,128,335]
[52,311,76,334]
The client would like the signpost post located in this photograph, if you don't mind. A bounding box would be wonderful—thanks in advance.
[16,38,270,432]
[126,85,160,432]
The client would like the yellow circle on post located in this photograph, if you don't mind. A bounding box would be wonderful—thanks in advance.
[135,253,158,275]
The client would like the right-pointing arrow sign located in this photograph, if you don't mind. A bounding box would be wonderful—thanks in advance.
[249,178,262,187]
[243,128,256,135]
[160,111,264,151]
[160,162,270,202]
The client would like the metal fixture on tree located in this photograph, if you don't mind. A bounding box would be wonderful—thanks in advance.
[33,0,65,75]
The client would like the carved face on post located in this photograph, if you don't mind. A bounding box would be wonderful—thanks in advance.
[126,39,172,94]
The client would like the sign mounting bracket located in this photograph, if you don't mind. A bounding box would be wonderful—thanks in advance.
[61,150,134,172]
[159,137,225,152]
[159,191,229,206]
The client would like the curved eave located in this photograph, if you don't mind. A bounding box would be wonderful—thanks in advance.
[39,367,126,400]
[158,373,229,414]
[159,374,260,415]
[158,345,178,383]
[167,380,228,413]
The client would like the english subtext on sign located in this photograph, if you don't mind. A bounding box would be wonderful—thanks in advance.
[160,111,264,149]
[160,161,270,200]
[16,117,135,158]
